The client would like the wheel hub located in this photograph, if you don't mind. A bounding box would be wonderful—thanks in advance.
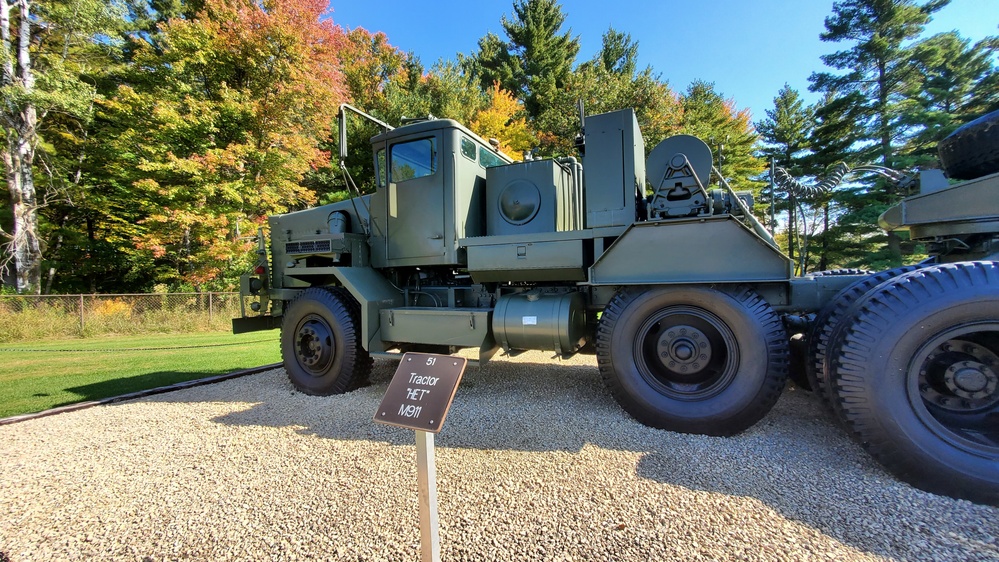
[948,362,992,396]
[296,317,335,375]
[920,338,999,411]
[656,325,712,375]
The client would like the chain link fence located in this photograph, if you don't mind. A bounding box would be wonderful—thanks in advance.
[0,293,246,343]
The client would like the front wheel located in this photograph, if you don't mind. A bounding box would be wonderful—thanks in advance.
[280,287,371,395]
[597,286,788,436]
[831,262,999,504]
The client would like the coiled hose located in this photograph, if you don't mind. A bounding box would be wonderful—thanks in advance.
[774,163,910,198]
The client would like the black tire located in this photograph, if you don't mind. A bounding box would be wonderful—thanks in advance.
[788,332,809,390]
[806,265,926,409]
[790,269,872,391]
[596,285,788,436]
[830,262,999,504]
[938,109,999,180]
[280,287,371,395]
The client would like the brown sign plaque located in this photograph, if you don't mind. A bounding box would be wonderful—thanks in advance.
[374,353,467,433]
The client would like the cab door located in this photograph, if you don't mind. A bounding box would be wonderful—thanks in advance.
[386,135,445,262]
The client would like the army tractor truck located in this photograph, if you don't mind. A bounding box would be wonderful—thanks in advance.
[234,105,999,504]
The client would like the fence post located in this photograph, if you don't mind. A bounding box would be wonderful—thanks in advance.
[79,294,85,333]
[209,292,214,325]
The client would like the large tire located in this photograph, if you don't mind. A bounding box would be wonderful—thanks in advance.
[596,286,788,436]
[938,109,999,180]
[830,262,999,504]
[791,269,872,391]
[806,265,927,409]
[280,287,371,395]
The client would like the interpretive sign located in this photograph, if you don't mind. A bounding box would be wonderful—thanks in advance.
[374,353,467,433]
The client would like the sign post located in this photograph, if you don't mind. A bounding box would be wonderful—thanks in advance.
[416,429,440,561]
[374,353,468,562]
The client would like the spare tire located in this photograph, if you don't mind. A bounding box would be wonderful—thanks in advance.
[938,109,999,180]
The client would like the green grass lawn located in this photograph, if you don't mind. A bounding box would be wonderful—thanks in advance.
[0,332,281,418]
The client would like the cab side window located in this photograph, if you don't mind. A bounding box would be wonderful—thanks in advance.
[479,146,506,169]
[391,138,437,182]
[460,137,477,162]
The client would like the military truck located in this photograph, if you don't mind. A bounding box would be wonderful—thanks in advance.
[234,105,999,504]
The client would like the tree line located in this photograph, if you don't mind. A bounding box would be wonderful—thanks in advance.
[1,0,996,294]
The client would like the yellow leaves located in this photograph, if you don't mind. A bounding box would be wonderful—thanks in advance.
[92,299,134,319]
[339,27,408,112]
[470,83,537,160]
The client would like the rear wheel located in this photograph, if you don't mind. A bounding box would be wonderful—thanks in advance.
[806,265,926,409]
[831,262,999,504]
[791,269,872,391]
[281,287,371,395]
[597,286,788,436]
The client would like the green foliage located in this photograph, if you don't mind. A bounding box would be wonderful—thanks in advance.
[897,32,999,168]
[533,63,682,156]
[385,59,487,124]
[468,0,579,119]
[529,20,681,158]
[2,0,127,294]
[807,0,952,268]
[89,0,347,289]
[756,85,814,172]
[6,0,997,294]
[755,85,817,272]
[680,81,765,206]
[592,27,639,77]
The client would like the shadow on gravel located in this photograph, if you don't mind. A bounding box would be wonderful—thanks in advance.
[148,356,999,560]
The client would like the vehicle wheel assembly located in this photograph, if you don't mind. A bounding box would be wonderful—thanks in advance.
[597,285,788,436]
[790,269,873,391]
[280,287,372,395]
[830,262,999,504]
[806,265,927,410]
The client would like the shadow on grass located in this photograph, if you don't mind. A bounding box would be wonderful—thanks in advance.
[56,367,268,409]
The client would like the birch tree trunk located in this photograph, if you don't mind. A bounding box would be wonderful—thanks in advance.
[1,0,43,294]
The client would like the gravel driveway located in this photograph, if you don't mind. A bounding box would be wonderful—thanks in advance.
[1,351,997,561]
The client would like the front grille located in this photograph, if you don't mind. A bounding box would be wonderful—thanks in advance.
[286,239,332,254]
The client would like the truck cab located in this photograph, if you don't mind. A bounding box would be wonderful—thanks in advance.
[368,119,511,268]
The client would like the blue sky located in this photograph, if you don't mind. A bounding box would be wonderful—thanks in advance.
[330,0,997,122]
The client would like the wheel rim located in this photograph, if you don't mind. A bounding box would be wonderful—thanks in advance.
[294,314,336,377]
[909,323,999,455]
[633,305,738,400]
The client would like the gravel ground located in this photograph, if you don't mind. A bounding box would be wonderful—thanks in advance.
[1,351,997,562]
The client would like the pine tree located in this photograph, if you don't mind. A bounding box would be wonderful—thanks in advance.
[468,0,579,119]
[805,92,867,271]
[592,27,639,76]
[898,31,999,168]
[755,85,815,272]
[809,0,949,266]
